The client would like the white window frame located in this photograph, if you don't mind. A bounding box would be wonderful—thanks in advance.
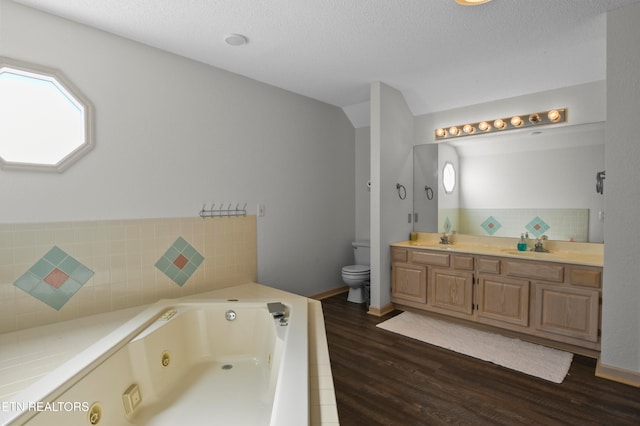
[0,57,94,172]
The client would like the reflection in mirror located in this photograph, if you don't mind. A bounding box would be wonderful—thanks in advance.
[413,122,605,242]
[413,144,438,232]
[0,57,94,172]
[442,162,456,193]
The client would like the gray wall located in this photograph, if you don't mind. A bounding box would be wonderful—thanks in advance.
[602,2,640,374]
[355,127,371,241]
[370,82,414,310]
[0,0,355,297]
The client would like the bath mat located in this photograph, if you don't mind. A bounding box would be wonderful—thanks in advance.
[377,311,573,383]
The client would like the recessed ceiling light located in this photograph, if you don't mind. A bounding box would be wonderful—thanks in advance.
[224,33,248,46]
[455,0,492,5]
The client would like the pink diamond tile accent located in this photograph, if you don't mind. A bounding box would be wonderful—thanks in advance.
[173,254,189,270]
[43,268,69,289]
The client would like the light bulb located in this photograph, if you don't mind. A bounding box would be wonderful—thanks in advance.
[435,128,447,137]
[463,124,476,134]
[449,126,460,136]
[529,113,541,124]
[494,119,506,129]
[510,116,523,127]
[478,121,491,131]
[548,110,561,122]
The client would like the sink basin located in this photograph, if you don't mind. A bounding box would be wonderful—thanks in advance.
[501,248,552,256]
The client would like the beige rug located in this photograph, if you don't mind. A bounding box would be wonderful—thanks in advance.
[377,311,573,383]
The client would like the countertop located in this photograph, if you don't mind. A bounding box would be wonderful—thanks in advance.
[392,233,604,267]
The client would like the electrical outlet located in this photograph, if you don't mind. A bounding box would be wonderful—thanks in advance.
[258,204,266,217]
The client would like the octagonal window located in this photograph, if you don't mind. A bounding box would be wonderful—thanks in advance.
[0,58,94,172]
[442,161,456,194]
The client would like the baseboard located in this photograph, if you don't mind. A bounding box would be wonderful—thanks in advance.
[596,359,640,387]
[309,285,348,300]
[367,303,395,317]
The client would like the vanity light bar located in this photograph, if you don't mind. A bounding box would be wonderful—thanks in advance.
[434,108,567,141]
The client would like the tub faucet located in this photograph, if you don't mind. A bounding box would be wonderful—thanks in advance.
[267,302,286,318]
[267,302,289,326]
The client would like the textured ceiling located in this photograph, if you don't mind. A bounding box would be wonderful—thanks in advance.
[10,0,640,126]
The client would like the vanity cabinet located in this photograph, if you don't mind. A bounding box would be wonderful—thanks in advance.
[390,246,602,352]
[476,275,530,328]
[392,262,427,303]
[534,278,600,343]
[429,254,474,318]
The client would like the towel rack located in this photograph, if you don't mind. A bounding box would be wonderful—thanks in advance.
[199,203,247,218]
[396,183,407,200]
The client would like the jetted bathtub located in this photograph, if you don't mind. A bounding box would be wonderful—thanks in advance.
[1,296,308,425]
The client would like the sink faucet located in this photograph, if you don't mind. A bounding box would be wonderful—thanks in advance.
[439,233,451,245]
[533,235,549,252]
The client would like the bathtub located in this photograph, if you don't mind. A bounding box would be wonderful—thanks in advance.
[1,296,308,425]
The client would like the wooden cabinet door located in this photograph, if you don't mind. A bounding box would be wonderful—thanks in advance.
[534,283,600,342]
[429,268,474,315]
[392,263,427,304]
[477,276,530,327]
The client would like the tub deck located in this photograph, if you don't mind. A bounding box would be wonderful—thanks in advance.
[0,283,338,425]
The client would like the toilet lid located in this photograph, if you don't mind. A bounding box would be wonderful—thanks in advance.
[342,265,370,274]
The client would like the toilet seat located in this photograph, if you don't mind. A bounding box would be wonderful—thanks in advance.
[342,264,370,274]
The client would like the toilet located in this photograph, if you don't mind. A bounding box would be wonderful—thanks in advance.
[341,241,370,304]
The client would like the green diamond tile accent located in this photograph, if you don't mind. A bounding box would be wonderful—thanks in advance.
[30,258,55,279]
[525,216,550,237]
[43,246,68,265]
[443,217,452,233]
[155,237,204,287]
[13,246,94,311]
[481,216,502,235]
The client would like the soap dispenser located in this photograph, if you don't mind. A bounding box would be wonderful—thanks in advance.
[517,233,527,251]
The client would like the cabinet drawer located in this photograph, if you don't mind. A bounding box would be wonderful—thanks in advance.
[570,268,601,288]
[477,257,500,274]
[410,250,450,267]
[453,255,474,271]
[391,248,408,263]
[504,260,564,283]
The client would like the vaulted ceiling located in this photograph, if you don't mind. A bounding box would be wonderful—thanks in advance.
[11,0,640,126]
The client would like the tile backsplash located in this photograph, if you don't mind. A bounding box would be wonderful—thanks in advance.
[0,216,257,333]
[439,208,589,241]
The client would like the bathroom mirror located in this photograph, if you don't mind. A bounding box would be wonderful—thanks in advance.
[413,122,605,243]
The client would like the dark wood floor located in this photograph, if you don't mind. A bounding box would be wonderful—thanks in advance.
[321,293,640,426]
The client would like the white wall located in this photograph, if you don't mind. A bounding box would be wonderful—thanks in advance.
[414,81,606,142]
[413,81,606,244]
[370,82,414,311]
[602,2,640,374]
[0,0,355,296]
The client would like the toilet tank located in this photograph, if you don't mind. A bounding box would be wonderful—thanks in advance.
[352,241,370,266]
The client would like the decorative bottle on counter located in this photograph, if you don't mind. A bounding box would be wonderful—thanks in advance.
[517,233,528,251]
